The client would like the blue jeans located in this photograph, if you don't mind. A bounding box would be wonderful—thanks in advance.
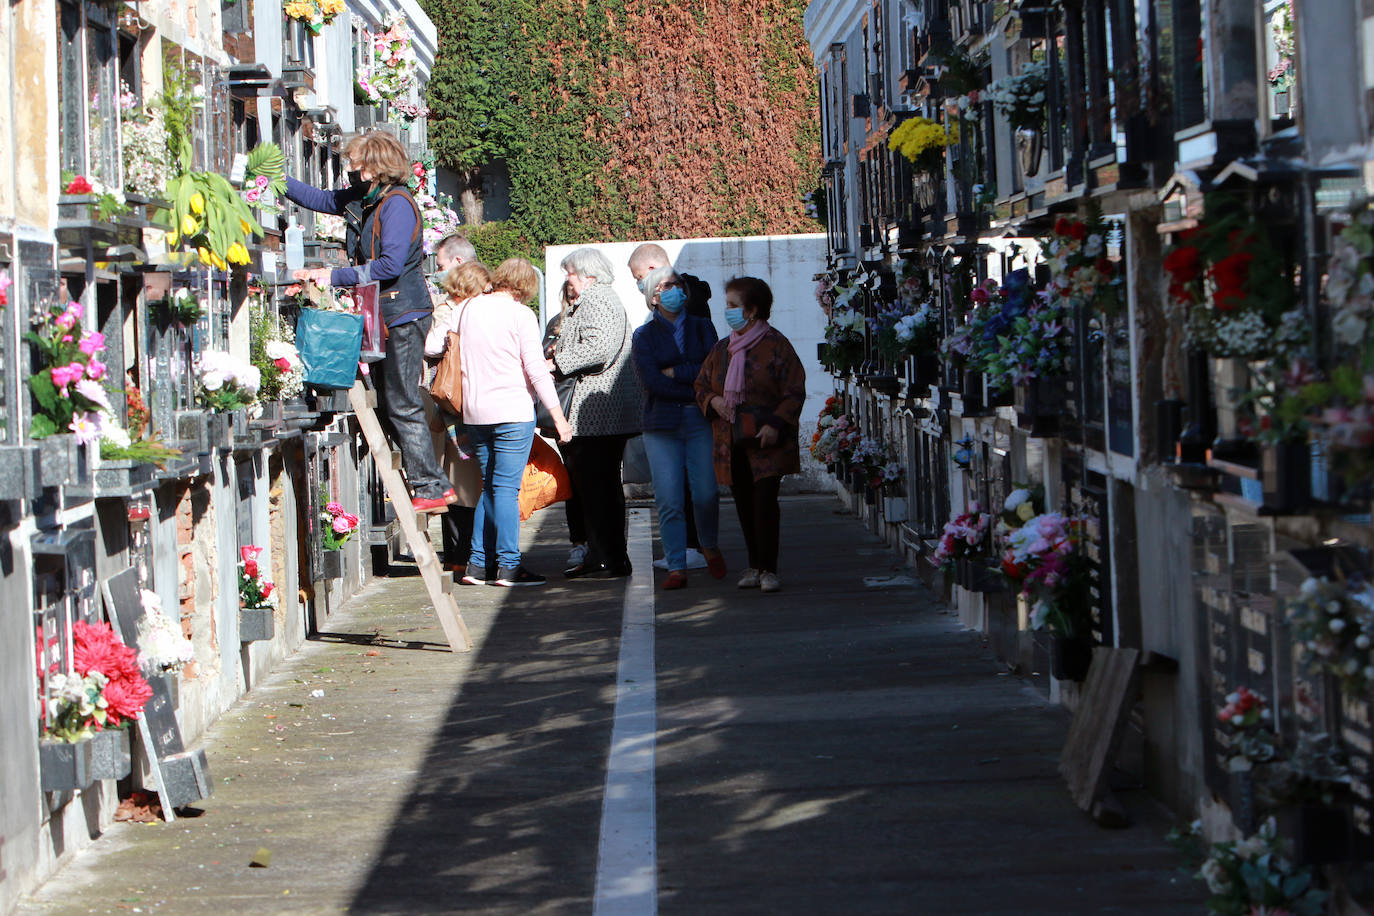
[466,420,535,571]
[642,405,719,571]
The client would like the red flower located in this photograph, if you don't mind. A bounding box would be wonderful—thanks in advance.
[1069,221,1087,241]
[243,559,259,579]
[273,357,292,371]
[65,175,92,194]
[1209,252,1254,311]
[1094,257,1114,276]
[1163,245,1201,282]
[103,674,152,726]
[1054,217,1072,237]
[261,581,274,599]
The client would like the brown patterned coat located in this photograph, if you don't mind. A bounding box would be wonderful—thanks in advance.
[694,326,807,485]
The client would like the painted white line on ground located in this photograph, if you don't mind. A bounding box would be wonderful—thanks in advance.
[593,507,657,916]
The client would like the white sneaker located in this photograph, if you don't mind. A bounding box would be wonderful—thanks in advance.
[566,544,588,570]
[684,548,708,570]
[653,556,669,570]
[737,568,761,589]
[760,572,782,593]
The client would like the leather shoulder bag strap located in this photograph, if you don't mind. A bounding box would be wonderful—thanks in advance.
[367,187,424,261]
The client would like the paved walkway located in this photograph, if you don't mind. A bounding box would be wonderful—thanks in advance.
[17,495,1197,915]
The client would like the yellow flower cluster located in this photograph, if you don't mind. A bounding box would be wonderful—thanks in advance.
[283,0,341,23]
[888,116,959,166]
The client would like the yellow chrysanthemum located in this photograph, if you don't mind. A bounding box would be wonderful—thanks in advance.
[887,116,958,166]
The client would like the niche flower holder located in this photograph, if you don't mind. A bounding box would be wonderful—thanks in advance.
[238,546,276,643]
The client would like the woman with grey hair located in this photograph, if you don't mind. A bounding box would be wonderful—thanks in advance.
[631,265,724,589]
[554,247,644,578]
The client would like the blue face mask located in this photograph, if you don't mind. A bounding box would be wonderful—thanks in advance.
[432,268,449,288]
[724,307,749,331]
[636,275,649,294]
[658,286,687,314]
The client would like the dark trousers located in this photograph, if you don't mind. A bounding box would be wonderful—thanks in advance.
[730,444,781,573]
[441,505,474,569]
[565,492,586,544]
[563,434,631,571]
[376,317,449,499]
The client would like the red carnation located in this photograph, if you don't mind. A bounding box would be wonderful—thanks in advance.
[1069,221,1087,241]
[1209,252,1254,311]
[261,581,274,599]
[1054,217,1072,237]
[65,175,93,195]
[102,674,153,726]
[1163,245,1202,282]
[244,559,259,579]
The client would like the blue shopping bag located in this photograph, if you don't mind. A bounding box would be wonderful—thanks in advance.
[296,308,364,390]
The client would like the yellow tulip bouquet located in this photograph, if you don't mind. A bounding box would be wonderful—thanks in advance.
[160,143,285,271]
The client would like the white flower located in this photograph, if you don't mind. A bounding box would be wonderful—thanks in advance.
[1004,489,1031,511]
[69,411,103,446]
[140,589,163,613]
[201,371,225,392]
[75,378,112,411]
[1330,617,1347,633]
[1084,234,1104,258]
[1358,634,1371,650]
[101,417,131,449]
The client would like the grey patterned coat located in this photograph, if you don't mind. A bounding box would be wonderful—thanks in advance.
[552,281,644,437]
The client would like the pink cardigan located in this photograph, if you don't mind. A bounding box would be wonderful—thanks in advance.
[424,292,560,426]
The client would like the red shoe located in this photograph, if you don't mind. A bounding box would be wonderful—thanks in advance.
[661,570,688,590]
[704,550,727,580]
[412,490,455,514]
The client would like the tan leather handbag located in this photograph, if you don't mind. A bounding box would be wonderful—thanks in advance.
[428,329,463,415]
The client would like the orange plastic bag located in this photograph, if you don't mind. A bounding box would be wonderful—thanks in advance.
[518,437,572,521]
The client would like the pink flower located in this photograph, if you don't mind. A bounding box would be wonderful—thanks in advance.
[85,358,107,380]
[50,363,82,394]
[273,357,292,371]
[55,309,78,331]
[331,516,353,534]
[78,331,105,356]
[326,501,344,515]
[241,545,263,564]
[68,411,102,445]
[244,188,261,203]
[61,335,73,343]
[343,513,359,526]
[255,175,269,188]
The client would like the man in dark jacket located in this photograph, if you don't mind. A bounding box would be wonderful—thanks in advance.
[628,243,712,320]
[627,243,712,567]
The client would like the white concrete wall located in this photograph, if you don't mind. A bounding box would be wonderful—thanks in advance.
[542,234,832,480]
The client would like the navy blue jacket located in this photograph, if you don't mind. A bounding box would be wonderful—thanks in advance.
[285,177,428,326]
[631,311,719,431]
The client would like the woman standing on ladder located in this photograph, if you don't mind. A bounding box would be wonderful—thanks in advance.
[286,130,454,514]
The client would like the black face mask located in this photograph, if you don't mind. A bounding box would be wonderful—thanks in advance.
[347,169,365,187]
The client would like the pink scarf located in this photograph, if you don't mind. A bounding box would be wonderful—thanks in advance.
[722,320,770,421]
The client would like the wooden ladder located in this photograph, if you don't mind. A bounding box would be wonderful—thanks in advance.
[348,381,472,652]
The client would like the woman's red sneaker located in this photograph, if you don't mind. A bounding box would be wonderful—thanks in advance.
[662,570,688,590]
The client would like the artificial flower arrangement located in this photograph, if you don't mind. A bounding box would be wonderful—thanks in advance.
[814,276,838,315]
[315,214,347,243]
[284,0,344,32]
[1284,575,1374,694]
[61,171,128,221]
[940,278,1001,364]
[978,270,1074,390]
[36,619,153,743]
[135,589,195,674]
[407,158,462,255]
[887,116,958,173]
[872,297,939,364]
[999,511,1094,637]
[161,142,284,270]
[1041,213,1122,315]
[389,99,431,125]
[283,280,359,314]
[810,407,860,467]
[119,82,171,200]
[250,298,305,401]
[240,142,287,216]
[320,495,360,550]
[1169,818,1326,916]
[356,13,419,106]
[983,60,1048,132]
[822,307,867,375]
[931,502,992,567]
[25,299,114,443]
[848,436,903,492]
[0,268,10,307]
[157,288,205,327]
[1163,198,1305,361]
[98,381,181,468]
[196,351,260,412]
[994,486,1043,542]
[239,545,276,608]
[1216,686,1278,772]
